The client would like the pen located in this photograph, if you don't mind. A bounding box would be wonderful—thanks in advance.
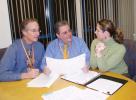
[87,87,111,95]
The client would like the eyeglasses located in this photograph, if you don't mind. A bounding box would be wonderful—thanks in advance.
[59,29,72,35]
[26,29,41,33]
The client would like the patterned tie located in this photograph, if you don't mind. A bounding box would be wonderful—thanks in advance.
[63,44,68,59]
[26,47,35,69]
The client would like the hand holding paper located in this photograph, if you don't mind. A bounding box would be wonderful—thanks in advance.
[44,67,52,76]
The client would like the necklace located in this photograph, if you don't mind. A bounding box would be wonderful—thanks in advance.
[21,39,35,69]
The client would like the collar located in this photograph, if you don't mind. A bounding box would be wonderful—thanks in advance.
[21,39,33,49]
[58,38,72,48]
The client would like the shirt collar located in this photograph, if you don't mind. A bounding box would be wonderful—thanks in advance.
[21,39,33,49]
[58,37,73,47]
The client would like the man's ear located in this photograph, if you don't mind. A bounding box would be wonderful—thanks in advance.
[56,33,60,38]
[22,30,27,36]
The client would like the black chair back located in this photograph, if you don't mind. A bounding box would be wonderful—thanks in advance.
[123,39,136,78]
[0,48,7,61]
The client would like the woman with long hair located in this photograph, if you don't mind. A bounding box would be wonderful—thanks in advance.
[90,19,128,74]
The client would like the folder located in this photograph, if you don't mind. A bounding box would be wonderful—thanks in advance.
[86,75,128,95]
[62,73,127,95]
[61,70,101,85]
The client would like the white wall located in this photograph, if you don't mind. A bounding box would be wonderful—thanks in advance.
[118,0,134,39]
[0,0,12,49]
[76,0,83,38]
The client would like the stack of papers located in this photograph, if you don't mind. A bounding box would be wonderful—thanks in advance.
[27,54,86,88]
[27,73,59,88]
[42,86,109,100]
[61,70,100,85]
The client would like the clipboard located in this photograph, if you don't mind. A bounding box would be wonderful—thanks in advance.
[86,75,128,95]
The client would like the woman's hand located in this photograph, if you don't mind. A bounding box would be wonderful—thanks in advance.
[95,42,106,58]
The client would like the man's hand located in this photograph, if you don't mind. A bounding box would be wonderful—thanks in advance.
[43,67,51,76]
[21,69,39,79]
[82,65,89,73]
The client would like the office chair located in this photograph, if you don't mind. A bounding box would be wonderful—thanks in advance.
[0,48,7,61]
[123,39,136,79]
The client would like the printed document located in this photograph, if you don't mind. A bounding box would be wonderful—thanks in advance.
[42,86,109,100]
[61,70,100,85]
[87,78,123,95]
[46,53,85,75]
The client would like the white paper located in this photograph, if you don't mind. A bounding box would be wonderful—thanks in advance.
[46,53,85,75]
[42,86,109,100]
[42,86,82,100]
[78,88,109,100]
[27,73,59,88]
[87,78,123,95]
[61,70,100,85]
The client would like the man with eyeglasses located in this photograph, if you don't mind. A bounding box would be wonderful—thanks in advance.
[41,20,90,75]
[0,18,45,81]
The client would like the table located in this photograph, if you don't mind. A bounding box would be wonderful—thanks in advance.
[0,72,136,100]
